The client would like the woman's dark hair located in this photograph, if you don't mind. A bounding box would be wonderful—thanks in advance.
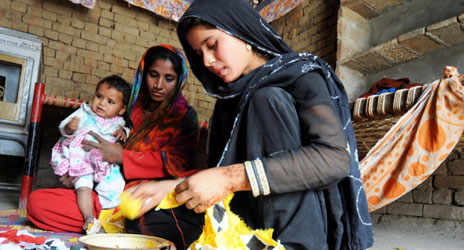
[97,75,131,105]
[178,17,215,35]
[140,46,183,107]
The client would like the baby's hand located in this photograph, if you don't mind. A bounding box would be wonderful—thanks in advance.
[83,216,95,231]
[84,217,103,234]
[112,127,127,142]
[64,117,80,135]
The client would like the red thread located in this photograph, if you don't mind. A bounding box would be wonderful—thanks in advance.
[171,208,187,250]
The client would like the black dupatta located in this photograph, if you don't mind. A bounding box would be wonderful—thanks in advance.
[178,0,373,249]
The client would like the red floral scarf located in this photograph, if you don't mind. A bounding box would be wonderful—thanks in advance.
[123,45,198,177]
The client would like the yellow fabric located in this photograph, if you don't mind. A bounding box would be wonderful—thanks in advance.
[156,189,181,210]
[361,66,464,211]
[157,190,285,250]
[98,208,125,233]
[117,189,182,222]
[118,192,142,220]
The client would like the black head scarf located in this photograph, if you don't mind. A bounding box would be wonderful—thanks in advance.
[178,0,373,248]
[177,0,352,166]
[177,0,293,99]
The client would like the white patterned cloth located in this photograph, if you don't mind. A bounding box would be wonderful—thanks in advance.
[51,103,128,181]
[51,104,128,208]
[0,229,82,250]
[74,166,125,209]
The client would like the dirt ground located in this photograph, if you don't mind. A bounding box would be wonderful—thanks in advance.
[371,215,464,250]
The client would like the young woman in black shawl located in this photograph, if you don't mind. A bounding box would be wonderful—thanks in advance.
[174,0,373,249]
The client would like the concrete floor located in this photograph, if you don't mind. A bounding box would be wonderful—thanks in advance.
[371,215,464,250]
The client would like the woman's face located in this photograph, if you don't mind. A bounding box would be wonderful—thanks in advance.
[145,58,178,103]
[186,24,263,83]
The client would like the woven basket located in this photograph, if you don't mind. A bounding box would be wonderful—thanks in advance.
[351,85,424,158]
[352,115,401,157]
[351,83,464,158]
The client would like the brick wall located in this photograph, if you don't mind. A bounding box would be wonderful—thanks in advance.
[1,0,342,191]
[0,0,215,123]
[0,0,338,123]
[272,0,339,67]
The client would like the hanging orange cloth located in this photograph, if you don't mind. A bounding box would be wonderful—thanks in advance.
[360,66,464,211]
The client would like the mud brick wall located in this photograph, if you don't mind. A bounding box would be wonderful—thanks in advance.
[272,0,339,67]
[0,0,339,189]
[1,0,216,122]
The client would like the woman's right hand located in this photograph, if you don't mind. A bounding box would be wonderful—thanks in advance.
[59,173,78,188]
[175,164,251,213]
[127,179,181,216]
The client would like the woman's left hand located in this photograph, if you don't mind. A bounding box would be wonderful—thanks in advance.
[175,164,249,213]
[128,179,181,216]
[82,131,124,164]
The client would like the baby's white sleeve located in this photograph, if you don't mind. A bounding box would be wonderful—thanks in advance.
[58,107,83,137]
[122,126,130,137]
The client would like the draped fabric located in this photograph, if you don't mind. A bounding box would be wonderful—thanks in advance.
[123,44,198,178]
[51,103,127,181]
[66,0,304,22]
[361,66,464,211]
[177,0,373,249]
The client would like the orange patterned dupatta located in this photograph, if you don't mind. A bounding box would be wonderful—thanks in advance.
[361,66,464,211]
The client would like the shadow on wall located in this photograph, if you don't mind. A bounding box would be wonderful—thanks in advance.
[35,105,75,190]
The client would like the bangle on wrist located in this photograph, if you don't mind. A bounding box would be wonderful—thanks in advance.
[244,158,270,197]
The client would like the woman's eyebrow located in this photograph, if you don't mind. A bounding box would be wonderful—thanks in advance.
[193,35,213,55]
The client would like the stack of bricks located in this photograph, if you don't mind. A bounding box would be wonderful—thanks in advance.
[340,15,464,75]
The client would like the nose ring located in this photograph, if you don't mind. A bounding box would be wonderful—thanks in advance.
[208,58,215,64]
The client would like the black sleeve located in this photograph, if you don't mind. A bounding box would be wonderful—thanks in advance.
[262,71,351,193]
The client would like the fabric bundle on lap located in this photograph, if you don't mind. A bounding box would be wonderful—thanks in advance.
[154,191,284,250]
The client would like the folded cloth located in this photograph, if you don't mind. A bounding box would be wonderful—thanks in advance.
[360,77,423,98]
[375,87,396,95]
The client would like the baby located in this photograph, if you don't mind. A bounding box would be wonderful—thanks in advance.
[50,75,131,232]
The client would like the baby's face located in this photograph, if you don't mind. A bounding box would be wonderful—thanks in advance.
[91,82,127,119]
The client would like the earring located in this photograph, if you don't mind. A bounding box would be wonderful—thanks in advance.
[208,58,215,64]
[246,44,252,51]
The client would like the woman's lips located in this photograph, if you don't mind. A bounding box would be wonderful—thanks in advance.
[152,91,163,98]
[212,67,226,78]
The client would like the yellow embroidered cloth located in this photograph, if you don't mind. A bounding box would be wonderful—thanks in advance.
[118,190,285,250]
